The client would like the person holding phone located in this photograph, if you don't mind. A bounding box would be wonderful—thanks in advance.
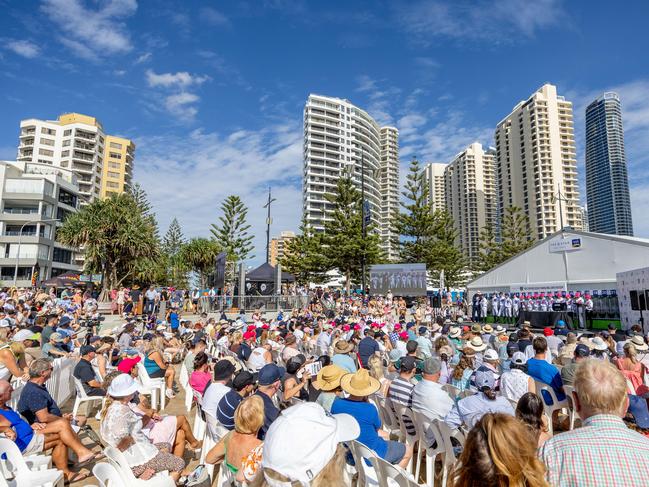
[283,355,311,402]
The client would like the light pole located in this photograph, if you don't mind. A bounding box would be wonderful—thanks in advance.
[263,187,276,264]
[13,218,60,287]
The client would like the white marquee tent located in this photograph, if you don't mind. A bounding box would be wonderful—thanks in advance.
[467,229,649,296]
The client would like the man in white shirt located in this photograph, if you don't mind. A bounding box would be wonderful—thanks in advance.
[316,323,333,354]
[411,357,454,446]
[201,359,236,421]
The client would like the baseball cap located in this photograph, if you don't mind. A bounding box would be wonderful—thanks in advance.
[213,359,236,381]
[400,356,417,372]
[422,357,441,375]
[475,370,496,390]
[484,349,499,361]
[262,402,360,486]
[50,332,64,343]
[511,351,527,365]
[80,345,96,355]
[543,327,554,336]
[58,316,72,327]
[574,344,591,357]
[232,371,256,391]
[12,329,37,342]
[258,363,285,386]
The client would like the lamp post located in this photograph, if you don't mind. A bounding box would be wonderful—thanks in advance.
[13,218,60,287]
[263,187,276,264]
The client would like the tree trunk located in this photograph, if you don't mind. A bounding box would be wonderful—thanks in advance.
[345,270,351,295]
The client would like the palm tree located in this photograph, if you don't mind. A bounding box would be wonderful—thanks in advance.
[57,193,160,301]
[177,238,222,288]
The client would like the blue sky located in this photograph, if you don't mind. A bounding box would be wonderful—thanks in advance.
[1,0,649,265]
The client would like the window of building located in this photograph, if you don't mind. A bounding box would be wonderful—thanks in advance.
[106,181,120,189]
[105,190,119,197]
[99,136,105,144]
[108,161,121,169]
[109,152,122,159]
[107,171,120,179]
[60,160,69,168]
[40,138,55,146]
[62,140,70,147]
[64,129,72,136]
[109,142,123,149]
[53,247,72,265]
[41,127,56,136]
[61,150,69,157]
[58,189,78,208]
[38,149,54,157]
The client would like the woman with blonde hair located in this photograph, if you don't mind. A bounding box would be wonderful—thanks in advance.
[143,336,175,398]
[451,413,549,487]
[367,354,390,397]
[0,337,28,381]
[206,395,265,483]
[615,341,648,394]
[451,348,476,392]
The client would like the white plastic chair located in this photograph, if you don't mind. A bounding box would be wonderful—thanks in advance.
[432,420,465,487]
[136,362,166,410]
[192,400,207,441]
[388,401,416,472]
[104,446,174,487]
[533,380,569,435]
[0,438,63,487]
[562,384,577,430]
[411,411,443,484]
[72,377,106,421]
[348,440,379,486]
[370,455,422,487]
[93,462,126,487]
[371,395,400,437]
[179,364,193,413]
[201,415,228,480]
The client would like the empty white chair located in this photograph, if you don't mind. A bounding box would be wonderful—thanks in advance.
[562,384,577,430]
[411,410,443,484]
[433,420,465,487]
[348,440,379,486]
[533,380,569,435]
[72,377,106,423]
[370,455,422,487]
[136,362,166,410]
[104,446,174,487]
[0,438,63,487]
[93,462,126,487]
[179,364,193,413]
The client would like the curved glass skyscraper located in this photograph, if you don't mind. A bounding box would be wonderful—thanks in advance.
[585,92,633,236]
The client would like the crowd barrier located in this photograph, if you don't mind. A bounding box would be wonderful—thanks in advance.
[199,295,310,314]
[9,357,76,410]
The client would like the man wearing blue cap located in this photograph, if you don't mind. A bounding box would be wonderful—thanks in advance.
[254,363,284,440]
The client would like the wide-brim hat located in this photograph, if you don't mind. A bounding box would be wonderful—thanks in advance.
[312,365,347,392]
[107,373,140,397]
[449,327,461,339]
[630,335,649,351]
[333,340,354,354]
[467,336,488,352]
[340,369,380,397]
[482,324,494,333]
[494,325,506,335]
[590,337,608,351]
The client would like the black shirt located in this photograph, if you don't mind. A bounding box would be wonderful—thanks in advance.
[358,337,379,368]
[73,358,106,397]
[254,390,279,440]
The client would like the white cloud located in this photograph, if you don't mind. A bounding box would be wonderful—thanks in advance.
[200,7,230,26]
[355,75,401,125]
[164,92,200,121]
[41,0,137,60]
[395,0,565,43]
[134,52,152,64]
[6,40,40,58]
[134,124,303,265]
[145,70,210,88]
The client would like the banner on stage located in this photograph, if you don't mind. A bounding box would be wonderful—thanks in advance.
[370,263,427,296]
[510,284,565,293]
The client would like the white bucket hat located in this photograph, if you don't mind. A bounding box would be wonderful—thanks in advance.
[467,336,488,352]
[629,335,649,351]
[262,402,360,486]
[107,373,140,398]
[590,336,608,351]
[449,327,461,339]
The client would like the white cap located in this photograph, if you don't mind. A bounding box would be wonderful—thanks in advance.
[12,329,34,341]
[483,349,499,361]
[262,402,359,486]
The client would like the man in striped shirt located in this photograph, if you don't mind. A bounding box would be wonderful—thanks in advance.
[216,371,256,430]
[540,359,649,486]
[387,356,417,436]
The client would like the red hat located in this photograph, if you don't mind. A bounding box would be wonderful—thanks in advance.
[575,292,581,298]
[543,327,553,336]
[555,292,561,298]
[117,356,141,374]
[399,331,409,340]
[533,293,539,299]
[353,324,361,331]
[585,294,591,299]
[247,325,256,332]
[394,324,402,330]
[540,293,545,298]
[463,325,470,332]
[243,331,256,341]
[343,324,350,331]
[379,322,386,328]
[261,324,269,330]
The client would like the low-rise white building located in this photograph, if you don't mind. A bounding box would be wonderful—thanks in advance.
[0,160,81,287]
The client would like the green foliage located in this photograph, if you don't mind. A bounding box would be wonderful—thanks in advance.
[162,218,185,256]
[56,193,161,297]
[279,216,329,285]
[162,218,188,287]
[393,158,437,263]
[321,175,382,292]
[477,206,533,272]
[177,238,222,288]
[210,195,254,263]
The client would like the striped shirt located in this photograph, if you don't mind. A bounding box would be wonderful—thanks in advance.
[387,376,415,435]
[540,414,649,487]
[216,390,244,430]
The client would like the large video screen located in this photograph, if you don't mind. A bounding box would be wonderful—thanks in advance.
[370,263,427,296]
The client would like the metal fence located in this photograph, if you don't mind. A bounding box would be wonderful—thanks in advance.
[199,295,310,314]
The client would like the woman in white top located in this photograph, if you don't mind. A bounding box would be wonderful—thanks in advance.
[499,352,535,403]
[100,373,185,481]
[247,343,272,372]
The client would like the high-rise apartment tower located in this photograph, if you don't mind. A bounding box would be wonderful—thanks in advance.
[585,92,633,236]
[494,84,581,240]
[423,163,447,213]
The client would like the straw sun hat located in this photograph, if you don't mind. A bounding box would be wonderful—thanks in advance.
[340,368,380,397]
[312,365,347,392]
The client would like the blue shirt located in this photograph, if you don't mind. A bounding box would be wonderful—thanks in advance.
[254,390,279,441]
[169,312,179,330]
[445,392,515,429]
[17,381,62,424]
[331,397,387,459]
[357,337,379,368]
[217,390,243,430]
[332,354,357,373]
[0,407,34,451]
[527,358,565,404]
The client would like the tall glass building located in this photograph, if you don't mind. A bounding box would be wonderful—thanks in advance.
[585,92,633,235]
